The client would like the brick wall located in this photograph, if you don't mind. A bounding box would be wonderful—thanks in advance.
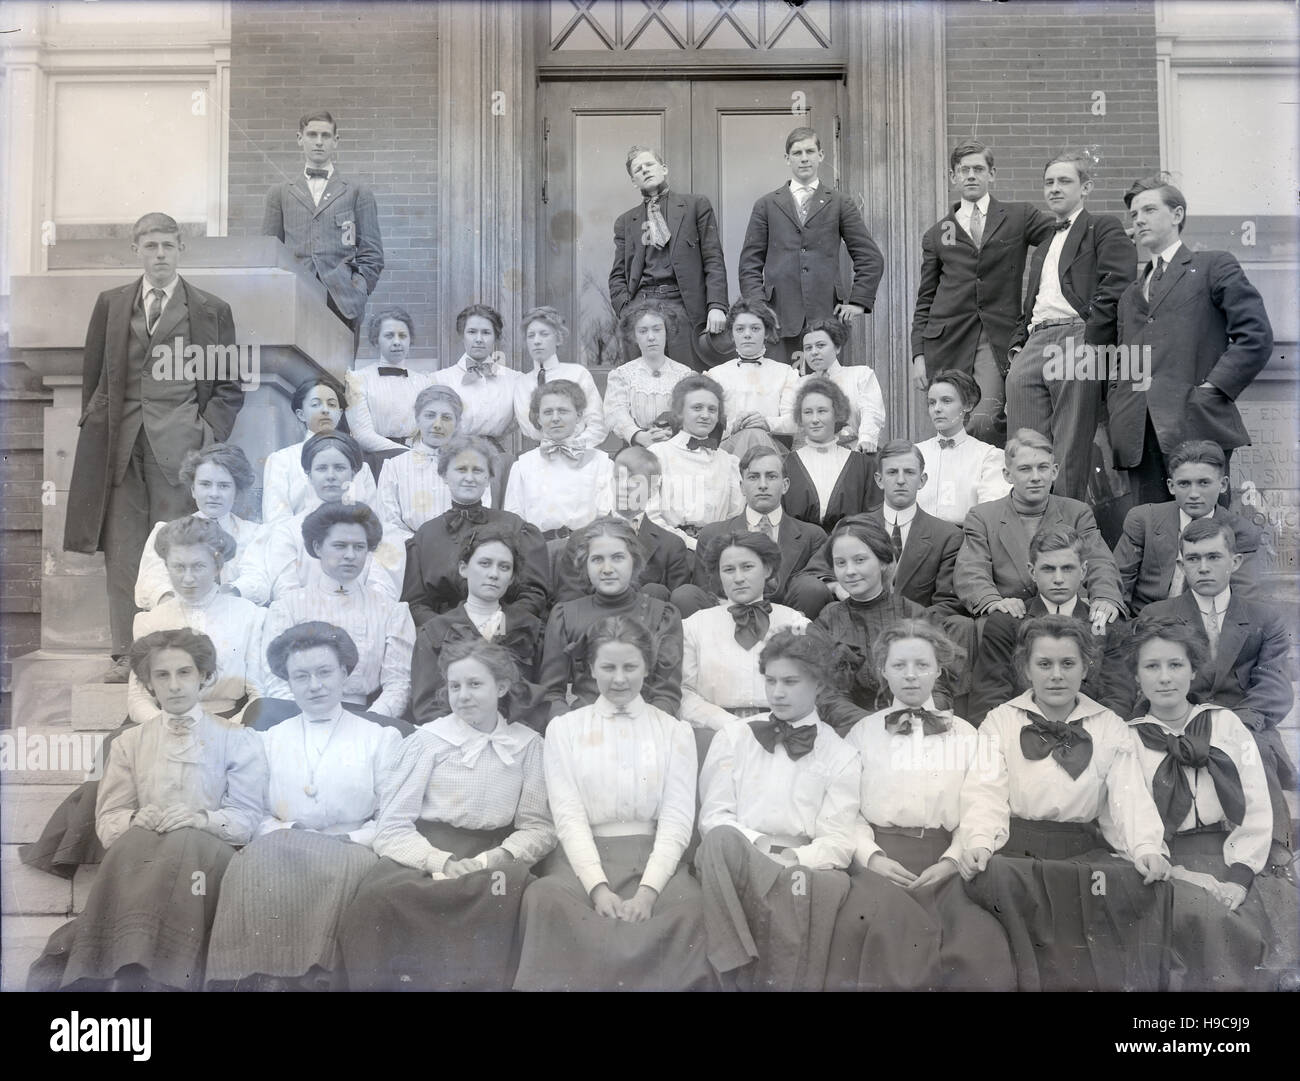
[944,0,1160,219]
[226,1,440,363]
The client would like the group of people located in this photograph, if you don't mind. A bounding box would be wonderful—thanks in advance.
[24,112,1294,992]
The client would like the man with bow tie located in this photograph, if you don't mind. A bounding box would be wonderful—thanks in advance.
[1005,150,1135,501]
[1110,175,1273,506]
[263,110,385,353]
[739,126,884,365]
[64,212,245,683]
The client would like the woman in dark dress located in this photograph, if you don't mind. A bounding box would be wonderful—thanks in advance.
[782,377,879,532]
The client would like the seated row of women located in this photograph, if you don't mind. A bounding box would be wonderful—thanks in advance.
[29,610,1295,992]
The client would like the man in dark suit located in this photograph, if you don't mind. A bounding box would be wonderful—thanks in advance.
[969,526,1131,724]
[1005,150,1135,500]
[553,446,691,601]
[63,213,245,681]
[263,110,385,352]
[1114,439,1261,614]
[1137,517,1295,869]
[670,446,832,619]
[911,140,1056,444]
[737,126,884,364]
[609,146,728,372]
[1111,175,1273,505]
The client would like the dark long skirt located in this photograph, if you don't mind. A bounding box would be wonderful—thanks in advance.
[339,821,528,991]
[695,824,851,992]
[1167,829,1296,992]
[514,834,714,991]
[825,828,1016,992]
[205,829,378,988]
[28,825,235,991]
[963,817,1174,992]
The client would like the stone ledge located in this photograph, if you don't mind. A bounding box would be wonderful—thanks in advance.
[0,844,73,916]
[0,915,69,991]
[0,783,78,845]
[69,684,130,732]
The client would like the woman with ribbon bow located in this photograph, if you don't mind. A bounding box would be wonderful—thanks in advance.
[29,629,266,991]
[340,639,556,990]
[1125,621,1295,990]
[806,516,955,735]
[205,622,403,990]
[515,616,712,991]
[695,629,860,991]
[958,615,1175,991]
[401,434,552,628]
[826,619,1015,991]
[784,317,886,453]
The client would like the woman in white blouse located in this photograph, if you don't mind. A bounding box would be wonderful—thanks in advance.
[261,376,378,524]
[826,619,1015,991]
[957,615,1174,991]
[782,377,880,532]
[514,615,712,991]
[604,299,693,449]
[915,369,1010,524]
[29,629,265,991]
[345,307,438,473]
[789,317,886,452]
[136,444,265,610]
[511,305,607,448]
[341,639,556,990]
[205,622,404,990]
[1126,621,1294,991]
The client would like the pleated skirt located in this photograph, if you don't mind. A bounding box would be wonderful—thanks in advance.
[204,829,378,987]
[339,820,528,992]
[963,817,1174,992]
[28,825,235,991]
[694,824,851,992]
[825,828,1016,992]
[514,834,714,992]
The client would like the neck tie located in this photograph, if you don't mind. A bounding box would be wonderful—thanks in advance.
[1145,257,1165,302]
[146,288,165,335]
[1202,601,1221,659]
[1169,562,1186,597]
[537,366,547,388]
[969,204,984,248]
[306,167,329,179]
[795,187,812,225]
[541,441,583,462]
[729,600,772,650]
[686,435,718,452]
[889,518,904,562]
[457,726,517,768]
[937,437,956,450]
[749,716,818,761]
[1054,218,1072,232]
[446,503,488,530]
[758,514,776,541]
[464,359,496,384]
[884,707,950,736]
[377,366,408,377]
[1019,709,1094,779]
[644,192,671,249]
[1132,711,1245,838]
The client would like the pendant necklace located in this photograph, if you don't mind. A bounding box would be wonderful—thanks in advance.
[301,714,342,799]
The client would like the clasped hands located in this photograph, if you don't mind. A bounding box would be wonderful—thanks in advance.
[590,882,659,923]
[132,803,203,833]
[867,851,959,890]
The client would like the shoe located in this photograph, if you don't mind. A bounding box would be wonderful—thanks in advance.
[97,656,131,684]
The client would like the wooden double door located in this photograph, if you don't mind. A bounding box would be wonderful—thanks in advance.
[539,78,843,368]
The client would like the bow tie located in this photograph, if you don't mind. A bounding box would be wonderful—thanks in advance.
[305,167,329,179]
[377,366,408,377]
[541,441,584,462]
[446,503,488,529]
[737,357,763,366]
[884,707,950,736]
[937,437,956,450]
[1019,710,1094,779]
[749,716,818,761]
[1054,218,1073,232]
[164,712,196,733]
[457,725,517,768]
[463,360,497,384]
[728,600,772,651]
[686,436,718,452]
[1132,711,1245,837]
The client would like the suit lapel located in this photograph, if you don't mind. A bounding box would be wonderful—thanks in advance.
[981,197,1009,247]
[128,283,151,352]
[997,497,1032,590]
[664,196,688,255]
[948,203,978,250]
[775,186,802,228]
[802,187,833,226]
[313,175,347,218]
[895,515,929,594]
[288,175,317,214]
[149,285,189,348]
[1213,596,1250,687]
[1148,244,1191,315]
[628,203,648,281]
[1058,209,1088,273]
[1153,504,1179,591]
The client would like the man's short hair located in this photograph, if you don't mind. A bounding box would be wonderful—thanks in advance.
[1167,439,1227,476]
[1124,172,1187,232]
[876,438,925,473]
[738,443,786,476]
[614,445,661,478]
[1029,526,1085,564]
[785,126,820,154]
[1043,148,1095,185]
[949,140,994,172]
[1180,515,1237,555]
[929,368,981,411]
[624,145,665,176]
[131,212,181,242]
[1005,428,1054,463]
[299,110,337,134]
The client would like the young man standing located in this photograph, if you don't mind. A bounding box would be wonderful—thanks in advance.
[911,141,1056,444]
[262,110,385,351]
[738,126,884,363]
[63,213,245,682]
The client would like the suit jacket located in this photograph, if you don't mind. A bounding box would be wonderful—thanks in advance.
[911,197,1056,375]
[737,183,884,334]
[1137,592,1295,785]
[553,515,692,602]
[862,507,962,613]
[691,512,828,604]
[1008,208,1135,351]
[263,172,385,320]
[609,191,728,332]
[968,596,1133,724]
[954,494,1124,614]
[781,449,878,534]
[64,277,242,554]
[1114,502,1262,614]
[1110,245,1272,467]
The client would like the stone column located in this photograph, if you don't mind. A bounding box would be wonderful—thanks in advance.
[845,1,948,442]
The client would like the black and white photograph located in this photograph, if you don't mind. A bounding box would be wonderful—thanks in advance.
[0,0,1296,1018]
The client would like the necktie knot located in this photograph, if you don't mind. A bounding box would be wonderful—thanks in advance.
[728,600,772,650]
[1132,711,1245,836]
[145,288,166,334]
[758,514,776,540]
[1054,218,1073,232]
[541,441,583,462]
[643,192,672,249]
[376,366,408,377]
[446,503,488,530]
[969,205,984,247]
[749,716,817,760]
[464,359,496,384]
[1019,710,1094,780]
[884,707,950,736]
[686,435,718,453]
[937,437,956,450]
[306,167,329,179]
